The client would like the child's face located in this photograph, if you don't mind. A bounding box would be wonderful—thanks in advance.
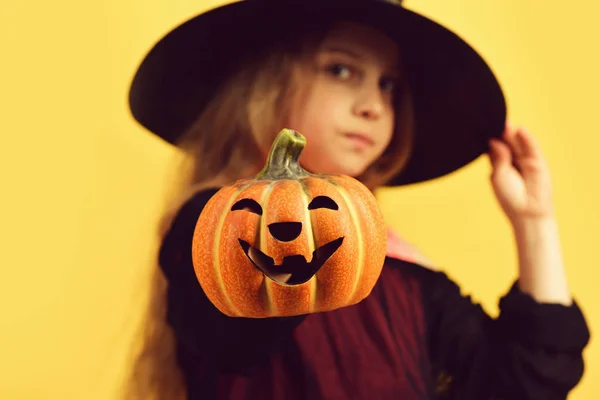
[286,22,400,178]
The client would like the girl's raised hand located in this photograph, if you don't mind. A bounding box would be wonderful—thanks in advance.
[488,122,555,225]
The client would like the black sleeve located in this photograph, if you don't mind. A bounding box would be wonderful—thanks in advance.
[419,267,590,400]
[159,188,308,375]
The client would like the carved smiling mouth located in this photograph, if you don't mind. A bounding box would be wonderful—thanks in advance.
[238,237,344,285]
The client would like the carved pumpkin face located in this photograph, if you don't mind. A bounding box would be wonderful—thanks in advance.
[234,194,344,286]
[192,129,387,318]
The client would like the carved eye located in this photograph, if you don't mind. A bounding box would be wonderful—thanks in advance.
[308,196,338,210]
[231,199,263,215]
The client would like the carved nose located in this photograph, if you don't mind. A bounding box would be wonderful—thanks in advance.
[268,222,302,242]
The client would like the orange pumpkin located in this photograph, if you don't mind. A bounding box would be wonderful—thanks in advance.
[191,129,387,318]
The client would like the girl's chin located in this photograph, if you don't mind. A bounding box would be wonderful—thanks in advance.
[300,162,365,178]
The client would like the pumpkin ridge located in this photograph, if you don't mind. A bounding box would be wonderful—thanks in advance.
[214,185,251,316]
[299,179,318,312]
[298,179,317,254]
[325,178,365,304]
[259,182,277,316]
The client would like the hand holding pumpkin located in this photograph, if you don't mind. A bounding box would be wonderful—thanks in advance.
[192,129,387,318]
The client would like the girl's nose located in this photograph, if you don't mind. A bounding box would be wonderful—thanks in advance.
[353,88,384,121]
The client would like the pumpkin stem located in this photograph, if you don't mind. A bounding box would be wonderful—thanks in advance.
[255,129,312,181]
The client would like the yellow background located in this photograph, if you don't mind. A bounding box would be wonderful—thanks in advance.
[1,0,597,398]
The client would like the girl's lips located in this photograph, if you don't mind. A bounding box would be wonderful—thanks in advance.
[344,133,375,148]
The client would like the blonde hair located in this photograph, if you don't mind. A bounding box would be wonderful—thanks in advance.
[123,20,414,400]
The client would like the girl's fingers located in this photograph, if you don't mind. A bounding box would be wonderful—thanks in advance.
[503,121,525,160]
[489,138,512,170]
[515,127,542,159]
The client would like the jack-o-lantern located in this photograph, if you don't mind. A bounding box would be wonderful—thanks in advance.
[192,129,387,318]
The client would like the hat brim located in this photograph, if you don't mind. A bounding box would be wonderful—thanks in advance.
[129,0,506,186]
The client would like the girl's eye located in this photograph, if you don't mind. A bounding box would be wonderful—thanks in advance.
[380,77,396,93]
[326,63,353,80]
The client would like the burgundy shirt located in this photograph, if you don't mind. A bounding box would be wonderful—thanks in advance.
[160,188,590,399]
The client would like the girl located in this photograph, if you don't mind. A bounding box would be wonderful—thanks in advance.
[125,0,590,398]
